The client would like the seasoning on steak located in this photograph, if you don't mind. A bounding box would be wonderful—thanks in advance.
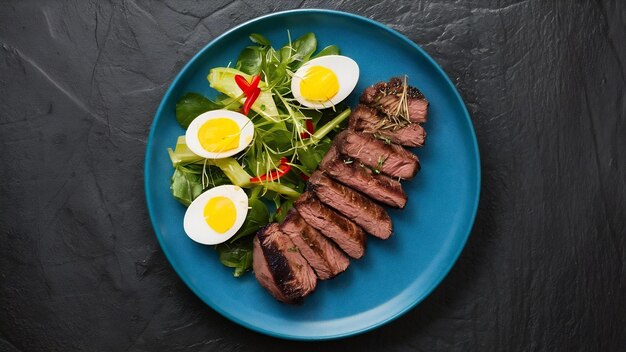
[308,172,393,239]
[320,145,407,208]
[349,104,426,147]
[360,77,428,123]
[335,130,420,179]
[294,192,366,259]
[280,209,350,279]
[253,223,317,304]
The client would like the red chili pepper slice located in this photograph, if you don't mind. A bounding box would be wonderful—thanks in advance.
[242,87,261,115]
[235,74,263,115]
[250,157,292,183]
[300,119,316,139]
[234,75,250,92]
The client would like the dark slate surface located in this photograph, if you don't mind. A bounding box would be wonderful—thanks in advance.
[1,0,625,351]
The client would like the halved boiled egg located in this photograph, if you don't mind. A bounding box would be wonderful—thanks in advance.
[291,55,359,109]
[185,109,254,159]
[183,185,249,245]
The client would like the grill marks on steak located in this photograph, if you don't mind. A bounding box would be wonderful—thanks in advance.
[294,192,366,259]
[254,223,317,303]
[335,130,420,179]
[308,172,393,239]
[320,145,408,208]
[280,209,350,279]
[349,105,426,147]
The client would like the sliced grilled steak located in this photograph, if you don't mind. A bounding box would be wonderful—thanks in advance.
[335,130,420,179]
[254,223,317,304]
[360,77,428,123]
[280,209,350,279]
[294,192,366,259]
[308,172,393,239]
[349,105,426,147]
[253,236,289,302]
[320,145,407,208]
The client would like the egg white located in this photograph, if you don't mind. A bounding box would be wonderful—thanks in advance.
[185,109,254,159]
[291,55,360,109]
[183,185,249,245]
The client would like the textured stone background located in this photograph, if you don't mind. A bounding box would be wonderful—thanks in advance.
[1,0,625,351]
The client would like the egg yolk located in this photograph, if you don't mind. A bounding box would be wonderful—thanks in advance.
[203,196,237,234]
[300,66,339,103]
[197,118,240,153]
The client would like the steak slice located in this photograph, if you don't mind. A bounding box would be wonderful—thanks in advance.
[294,192,366,259]
[349,104,426,147]
[320,145,407,208]
[308,172,393,239]
[280,209,350,279]
[360,77,428,123]
[253,223,317,303]
[335,130,420,179]
[253,236,289,302]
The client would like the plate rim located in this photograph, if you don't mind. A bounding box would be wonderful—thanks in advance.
[144,8,481,340]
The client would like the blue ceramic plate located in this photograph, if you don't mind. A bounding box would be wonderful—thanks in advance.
[145,9,480,340]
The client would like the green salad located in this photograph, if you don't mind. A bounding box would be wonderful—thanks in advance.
[167,32,360,277]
